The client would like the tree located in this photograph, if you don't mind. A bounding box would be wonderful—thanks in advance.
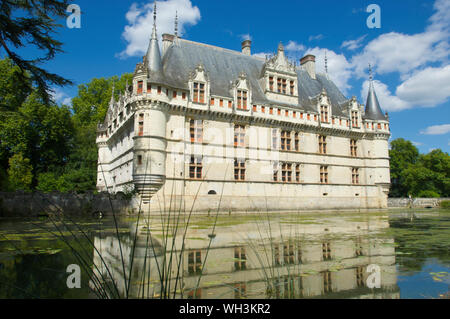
[389,138,419,197]
[7,153,33,191]
[0,0,72,103]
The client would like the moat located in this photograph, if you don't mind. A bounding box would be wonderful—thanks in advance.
[0,209,448,299]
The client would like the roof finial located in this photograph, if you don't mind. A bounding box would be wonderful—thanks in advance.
[153,1,157,26]
[110,81,115,104]
[324,50,328,75]
[369,63,373,82]
[174,11,178,37]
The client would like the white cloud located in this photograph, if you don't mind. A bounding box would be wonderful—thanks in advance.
[420,124,450,135]
[285,41,305,52]
[120,0,201,58]
[252,52,271,60]
[306,48,353,95]
[341,35,367,50]
[352,30,448,78]
[51,88,72,106]
[412,141,423,146]
[396,65,450,107]
[308,34,323,42]
[360,80,408,112]
[240,34,252,41]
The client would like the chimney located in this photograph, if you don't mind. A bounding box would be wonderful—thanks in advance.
[241,40,252,56]
[162,33,175,56]
[300,54,316,80]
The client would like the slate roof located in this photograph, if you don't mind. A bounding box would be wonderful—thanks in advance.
[152,38,353,117]
[364,81,387,121]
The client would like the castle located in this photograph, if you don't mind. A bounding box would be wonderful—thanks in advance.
[96,6,391,212]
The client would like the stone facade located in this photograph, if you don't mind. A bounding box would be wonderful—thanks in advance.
[96,16,391,212]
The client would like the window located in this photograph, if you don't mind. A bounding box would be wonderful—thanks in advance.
[285,110,289,117]
[188,288,202,299]
[188,250,202,275]
[269,107,273,115]
[281,131,291,151]
[282,163,292,183]
[228,101,232,108]
[138,114,144,136]
[261,106,265,113]
[274,244,280,265]
[189,156,202,179]
[323,271,332,293]
[352,111,359,127]
[137,155,143,166]
[234,283,246,299]
[322,242,331,261]
[320,105,329,123]
[253,105,257,112]
[273,162,279,182]
[295,165,300,183]
[182,92,186,100]
[269,76,274,91]
[189,119,203,143]
[356,266,365,288]
[282,79,287,94]
[272,129,278,149]
[193,82,205,103]
[294,133,300,151]
[234,125,245,147]
[283,241,295,265]
[147,83,151,93]
[234,159,245,181]
[377,123,381,129]
[307,114,311,120]
[237,90,247,110]
[320,166,328,184]
[318,135,327,154]
[210,97,215,105]
[234,247,247,270]
[355,238,363,257]
[352,168,359,185]
[220,99,223,107]
[173,90,177,98]
[157,86,162,94]
[277,78,282,93]
[293,111,296,118]
[137,81,143,94]
[290,81,295,95]
[350,139,357,157]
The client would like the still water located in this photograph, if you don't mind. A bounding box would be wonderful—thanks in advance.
[0,209,449,299]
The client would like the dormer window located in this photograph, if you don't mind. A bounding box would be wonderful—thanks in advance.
[320,105,329,123]
[351,111,359,127]
[193,82,205,103]
[269,77,274,91]
[137,81,143,95]
[282,79,287,94]
[290,81,295,95]
[277,78,282,93]
[237,90,247,110]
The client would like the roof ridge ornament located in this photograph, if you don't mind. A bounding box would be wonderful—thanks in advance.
[174,11,178,37]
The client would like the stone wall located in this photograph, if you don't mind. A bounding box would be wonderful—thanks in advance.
[0,191,133,217]
[388,197,449,208]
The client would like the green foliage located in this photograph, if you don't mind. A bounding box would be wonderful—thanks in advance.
[7,153,33,191]
[0,0,72,103]
[390,139,450,198]
[441,201,450,209]
[389,138,419,197]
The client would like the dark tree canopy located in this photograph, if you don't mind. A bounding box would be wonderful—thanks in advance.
[0,0,72,104]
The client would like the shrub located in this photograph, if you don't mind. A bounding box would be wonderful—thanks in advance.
[417,190,440,198]
[440,200,450,209]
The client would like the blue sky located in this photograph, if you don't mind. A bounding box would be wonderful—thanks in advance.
[6,0,449,153]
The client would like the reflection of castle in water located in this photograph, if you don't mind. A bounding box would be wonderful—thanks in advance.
[91,215,400,299]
